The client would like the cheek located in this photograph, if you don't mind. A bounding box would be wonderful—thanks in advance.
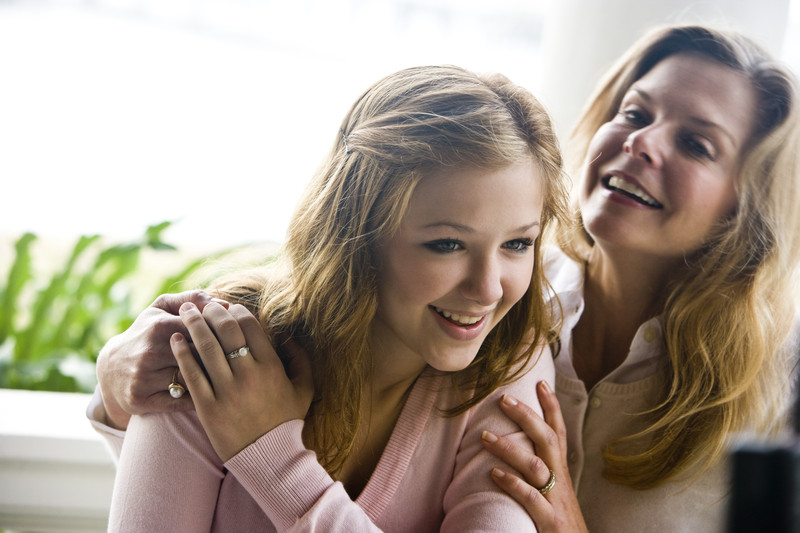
[581,125,619,195]
[715,180,738,217]
[502,260,535,308]
[387,256,455,305]
[682,172,738,219]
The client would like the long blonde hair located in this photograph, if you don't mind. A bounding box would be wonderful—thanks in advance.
[561,25,800,489]
[214,65,569,476]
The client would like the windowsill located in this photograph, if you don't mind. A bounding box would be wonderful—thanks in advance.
[0,388,114,533]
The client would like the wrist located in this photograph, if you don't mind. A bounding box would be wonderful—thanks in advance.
[99,383,131,430]
[96,341,131,430]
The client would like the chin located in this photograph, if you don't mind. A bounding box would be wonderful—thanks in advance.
[429,350,481,373]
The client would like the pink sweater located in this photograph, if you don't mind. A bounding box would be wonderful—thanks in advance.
[96,355,553,532]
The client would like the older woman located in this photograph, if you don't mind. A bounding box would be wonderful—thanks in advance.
[481,24,800,533]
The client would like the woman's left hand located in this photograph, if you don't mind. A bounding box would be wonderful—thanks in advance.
[481,381,588,533]
[170,302,314,462]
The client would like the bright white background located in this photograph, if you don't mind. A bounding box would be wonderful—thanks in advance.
[1,0,798,249]
[0,0,546,248]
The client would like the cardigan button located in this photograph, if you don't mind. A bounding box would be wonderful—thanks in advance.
[590,396,602,408]
[643,326,657,343]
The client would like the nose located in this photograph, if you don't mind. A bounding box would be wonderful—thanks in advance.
[461,255,503,306]
[623,126,664,167]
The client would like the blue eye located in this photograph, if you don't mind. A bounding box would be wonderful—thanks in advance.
[503,238,534,253]
[424,240,463,253]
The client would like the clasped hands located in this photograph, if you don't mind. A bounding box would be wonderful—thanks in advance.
[170,301,313,462]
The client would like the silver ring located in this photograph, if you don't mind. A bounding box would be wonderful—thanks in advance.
[538,469,556,495]
[168,368,185,399]
[226,345,250,360]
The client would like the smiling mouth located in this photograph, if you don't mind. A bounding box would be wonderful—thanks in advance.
[603,176,663,208]
[432,306,484,326]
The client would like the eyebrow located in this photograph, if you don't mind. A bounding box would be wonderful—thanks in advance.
[629,87,739,147]
[423,221,541,233]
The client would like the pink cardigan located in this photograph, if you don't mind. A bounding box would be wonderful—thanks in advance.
[94,355,553,532]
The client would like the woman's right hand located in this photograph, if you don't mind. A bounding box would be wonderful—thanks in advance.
[96,291,228,429]
[481,381,589,533]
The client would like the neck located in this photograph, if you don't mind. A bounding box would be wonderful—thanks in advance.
[367,319,429,401]
[573,245,678,389]
[585,245,674,323]
[336,326,425,498]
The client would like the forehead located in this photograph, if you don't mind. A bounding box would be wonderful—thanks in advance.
[631,53,758,147]
[403,158,544,229]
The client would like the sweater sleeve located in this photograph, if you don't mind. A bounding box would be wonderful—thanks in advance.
[442,347,556,533]
[107,410,226,532]
[225,419,384,532]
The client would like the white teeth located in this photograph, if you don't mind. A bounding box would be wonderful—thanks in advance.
[435,307,482,325]
[607,176,660,207]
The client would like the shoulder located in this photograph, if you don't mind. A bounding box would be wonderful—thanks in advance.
[477,344,554,422]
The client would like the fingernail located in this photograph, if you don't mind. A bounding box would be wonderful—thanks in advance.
[211,298,230,308]
[482,430,498,443]
[502,394,518,407]
[180,302,196,312]
[491,468,506,479]
[171,332,185,343]
[539,380,553,394]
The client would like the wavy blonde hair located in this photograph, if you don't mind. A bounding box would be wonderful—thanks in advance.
[213,65,569,476]
[560,25,800,488]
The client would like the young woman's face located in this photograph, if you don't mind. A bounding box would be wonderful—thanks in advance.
[373,158,544,374]
[579,53,757,261]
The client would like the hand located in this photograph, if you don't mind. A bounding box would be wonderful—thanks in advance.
[171,302,314,462]
[481,381,588,533]
[96,290,228,430]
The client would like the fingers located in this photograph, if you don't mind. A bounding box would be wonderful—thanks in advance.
[489,468,552,524]
[201,302,249,360]
[127,366,194,410]
[96,291,230,426]
[179,302,272,392]
[481,430,553,489]
[171,332,214,401]
[147,383,195,412]
[498,389,563,468]
[178,302,233,387]
[228,304,271,365]
[151,290,229,315]
[537,381,569,449]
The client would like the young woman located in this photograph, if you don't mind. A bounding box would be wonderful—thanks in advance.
[98,65,570,531]
[480,25,800,533]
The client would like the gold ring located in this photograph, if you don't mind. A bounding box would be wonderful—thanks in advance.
[538,469,556,495]
[168,368,185,399]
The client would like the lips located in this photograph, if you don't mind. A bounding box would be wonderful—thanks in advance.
[602,175,663,208]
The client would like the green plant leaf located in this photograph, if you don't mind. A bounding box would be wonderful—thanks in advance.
[1,222,250,392]
[145,220,177,251]
[0,233,37,345]
[13,234,100,363]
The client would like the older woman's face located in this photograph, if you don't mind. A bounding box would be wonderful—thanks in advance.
[579,53,757,261]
